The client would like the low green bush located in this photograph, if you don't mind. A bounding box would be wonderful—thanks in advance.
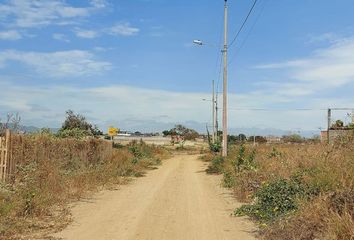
[222,170,236,188]
[234,176,319,222]
[232,145,257,172]
[206,156,224,174]
[56,128,92,139]
[209,141,221,153]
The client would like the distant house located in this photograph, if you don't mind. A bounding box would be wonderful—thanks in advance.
[321,129,354,143]
[266,135,282,144]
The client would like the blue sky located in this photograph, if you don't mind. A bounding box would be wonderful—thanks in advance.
[1,0,354,134]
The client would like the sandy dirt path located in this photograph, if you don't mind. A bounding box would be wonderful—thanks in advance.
[54,154,256,240]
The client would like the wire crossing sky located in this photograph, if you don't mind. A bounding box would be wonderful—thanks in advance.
[1,0,354,134]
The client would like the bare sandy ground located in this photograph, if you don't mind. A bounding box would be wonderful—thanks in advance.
[53,154,256,240]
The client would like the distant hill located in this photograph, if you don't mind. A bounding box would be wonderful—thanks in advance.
[114,120,318,138]
[21,125,60,133]
[1,124,59,133]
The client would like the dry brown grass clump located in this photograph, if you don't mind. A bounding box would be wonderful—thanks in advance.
[210,139,354,239]
[262,192,354,240]
[0,134,168,239]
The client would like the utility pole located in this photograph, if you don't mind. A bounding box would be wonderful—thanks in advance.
[222,0,229,157]
[215,91,219,141]
[212,80,216,143]
[327,108,331,144]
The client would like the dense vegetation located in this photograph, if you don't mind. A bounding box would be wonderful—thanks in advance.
[204,138,354,239]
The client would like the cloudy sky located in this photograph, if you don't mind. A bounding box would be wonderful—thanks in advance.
[0,0,354,134]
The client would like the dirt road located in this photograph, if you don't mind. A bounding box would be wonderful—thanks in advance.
[54,154,256,240]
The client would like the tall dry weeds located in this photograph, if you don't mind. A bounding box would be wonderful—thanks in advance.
[215,140,354,239]
[0,134,168,239]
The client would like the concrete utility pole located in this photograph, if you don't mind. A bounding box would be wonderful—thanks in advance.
[222,0,229,157]
[212,80,216,143]
[215,92,219,140]
[327,108,331,144]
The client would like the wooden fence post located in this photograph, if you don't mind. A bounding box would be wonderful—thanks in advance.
[5,129,10,182]
[0,130,11,182]
[0,134,4,182]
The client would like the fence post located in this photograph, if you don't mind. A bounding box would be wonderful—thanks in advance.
[0,135,3,181]
[4,130,11,182]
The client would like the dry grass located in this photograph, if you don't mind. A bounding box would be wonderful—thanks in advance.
[208,139,354,240]
[0,134,169,239]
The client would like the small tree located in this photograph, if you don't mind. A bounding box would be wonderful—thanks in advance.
[228,135,238,144]
[58,110,102,138]
[0,113,21,135]
[281,134,304,143]
[162,130,175,136]
[331,119,344,129]
[238,134,247,142]
[172,124,199,140]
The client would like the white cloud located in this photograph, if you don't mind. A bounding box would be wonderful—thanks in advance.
[0,0,106,28]
[105,23,140,36]
[52,33,70,42]
[255,36,354,95]
[73,23,140,40]
[307,32,339,44]
[255,60,309,69]
[0,50,112,77]
[74,29,99,39]
[90,0,108,9]
[0,30,22,40]
[1,81,351,132]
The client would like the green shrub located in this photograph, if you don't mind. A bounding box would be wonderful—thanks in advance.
[268,147,282,158]
[234,177,318,222]
[56,128,92,139]
[206,156,224,174]
[232,145,257,173]
[222,170,236,188]
[209,141,221,153]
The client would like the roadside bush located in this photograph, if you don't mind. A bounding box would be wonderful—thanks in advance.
[262,191,354,240]
[234,177,316,222]
[231,145,257,172]
[209,141,222,153]
[56,128,92,139]
[221,145,258,200]
[222,170,236,188]
[206,156,224,174]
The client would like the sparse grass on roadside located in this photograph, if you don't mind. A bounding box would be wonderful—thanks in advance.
[0,134,169,240]
[205,139,354,240]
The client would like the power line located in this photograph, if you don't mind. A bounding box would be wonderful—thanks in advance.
[229,0,259,48]
[228,0,268,66]
[226,108,354,111]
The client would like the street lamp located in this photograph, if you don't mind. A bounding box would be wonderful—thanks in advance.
[193,39,203,45]
[193,0,229,157]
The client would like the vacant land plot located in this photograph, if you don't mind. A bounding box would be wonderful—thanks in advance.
[204,140,354,240]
